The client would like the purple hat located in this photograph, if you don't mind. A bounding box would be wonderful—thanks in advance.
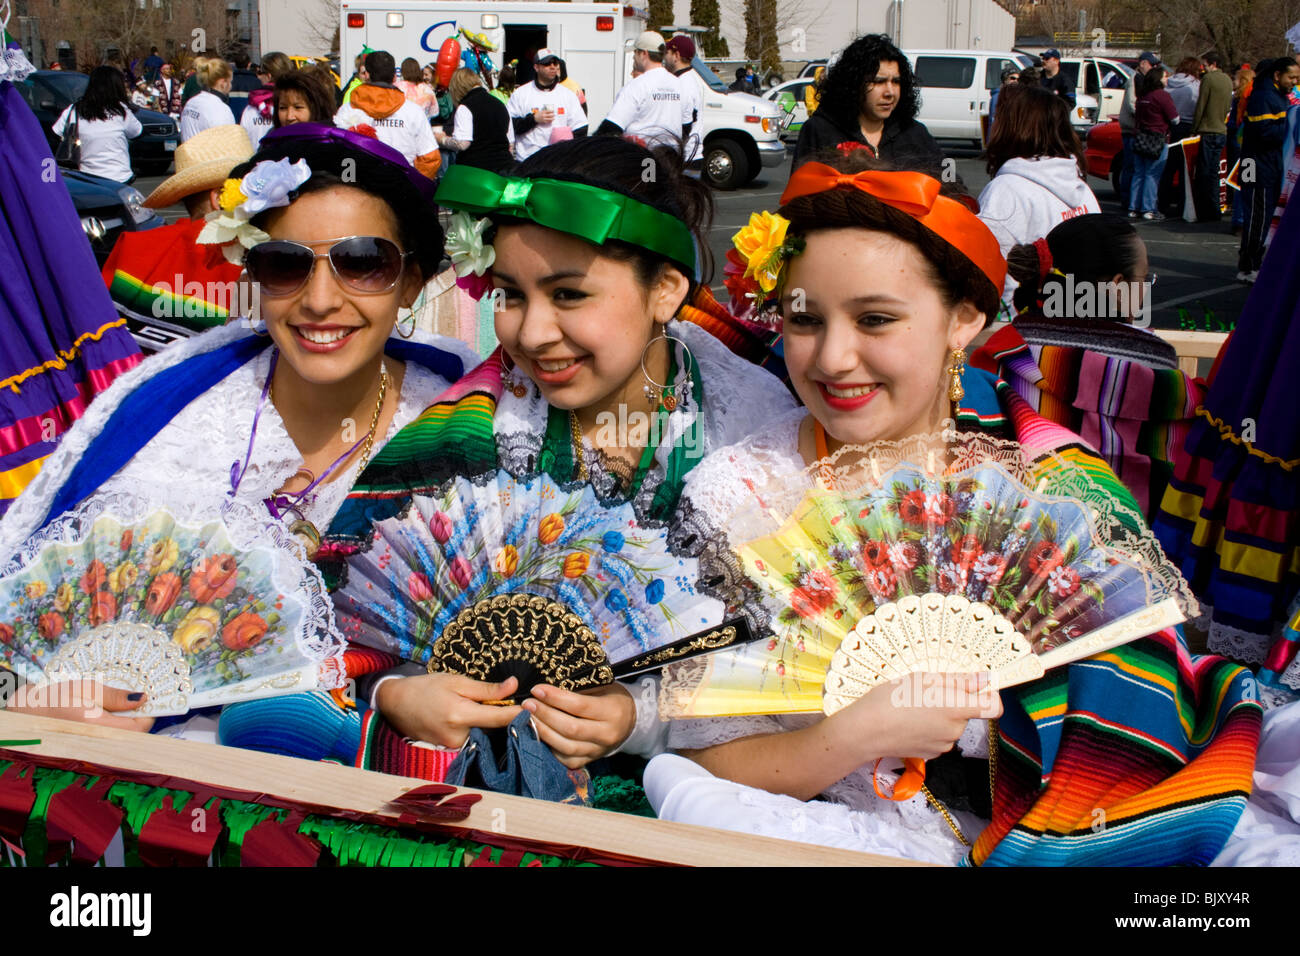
[254,123,438,206]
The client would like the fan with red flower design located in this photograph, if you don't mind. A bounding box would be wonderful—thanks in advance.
[0,500,345,717]
[659,447,1195,721]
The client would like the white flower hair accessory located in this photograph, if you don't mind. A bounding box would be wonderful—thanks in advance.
[197,158,313,264]
[444,210,495,300]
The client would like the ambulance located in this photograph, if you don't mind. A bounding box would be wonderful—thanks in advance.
[339,1,785,188]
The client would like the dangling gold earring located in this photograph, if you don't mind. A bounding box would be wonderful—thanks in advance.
[946,347,966,403]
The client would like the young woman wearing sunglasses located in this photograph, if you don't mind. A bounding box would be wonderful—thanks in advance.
[315,136,798,791]
[0,125,477,735]
[643,151,1260,866]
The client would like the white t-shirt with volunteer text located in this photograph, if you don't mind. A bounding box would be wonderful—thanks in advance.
[54,105,143,183]
[506,81,587,160]
[179,91,236,142]
[604,65,684,149]
[240,103,273,149]
[334,98,438,166]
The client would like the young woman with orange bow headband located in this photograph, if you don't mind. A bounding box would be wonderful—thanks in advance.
[647,150,1261,866]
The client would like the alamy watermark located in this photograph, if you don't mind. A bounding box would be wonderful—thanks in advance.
[1040,274,1152,327]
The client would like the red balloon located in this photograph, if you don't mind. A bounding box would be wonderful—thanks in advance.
[436,38,461,87]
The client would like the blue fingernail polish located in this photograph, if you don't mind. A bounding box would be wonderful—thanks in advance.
[127,692,144,701]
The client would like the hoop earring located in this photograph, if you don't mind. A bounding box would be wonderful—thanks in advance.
[946,347,966,403]
[396,311,416,339]
[641,327,695,412]
[500,355,529,398]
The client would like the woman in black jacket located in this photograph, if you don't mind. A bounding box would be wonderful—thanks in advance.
[435,68,514,175]
[791,34,945,178]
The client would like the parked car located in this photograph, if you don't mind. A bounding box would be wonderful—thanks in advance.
[1058,56,1133,122]
[1085,118,1182,210]
[18,70,179,176]
[906,49,1037,143]
[763,77,816,144]
[685,55,787,189]
[63,168,164,266]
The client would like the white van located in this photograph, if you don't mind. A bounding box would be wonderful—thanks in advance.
[1058,56,1134,122]
[905,49,1098,142]
[339,1,784,189]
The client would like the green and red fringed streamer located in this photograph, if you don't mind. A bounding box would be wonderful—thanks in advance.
[0,758,600,868]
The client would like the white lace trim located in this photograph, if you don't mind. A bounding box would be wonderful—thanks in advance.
[493,319,798,491]
[678,406,808,530]
[0,326,474,558]
[2,491,346,688]
[1206,615,1278,667]
[0,44,35,83]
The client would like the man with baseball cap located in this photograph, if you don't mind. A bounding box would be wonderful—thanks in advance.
[1117,52,1163,211]
[1039,49,1076,107]
[596,31,684,149]
[100,125,254,352]
[664,34,702,160]
[506,47,588,160]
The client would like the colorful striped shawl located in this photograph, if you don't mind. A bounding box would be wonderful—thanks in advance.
[957,371,1261,866]
[973,322,1202,521]
[1152,196,1300,654]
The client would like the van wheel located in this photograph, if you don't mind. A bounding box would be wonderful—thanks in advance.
[703,139,750,190]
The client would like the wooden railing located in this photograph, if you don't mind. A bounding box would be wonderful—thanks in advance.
[1154,329,1229,378]
[0,712,909,867]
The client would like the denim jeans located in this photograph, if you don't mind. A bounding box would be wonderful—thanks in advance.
[1194,132,1227,220]
[1130,144,1168,214]
[444,710,592,804]
[1119,133,1135,207]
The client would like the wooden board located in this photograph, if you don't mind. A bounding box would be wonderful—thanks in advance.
[0,711,920,867]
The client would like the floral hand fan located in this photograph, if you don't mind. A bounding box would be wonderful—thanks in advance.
[0,496,345,717]
[334,470,751,696]
[660,429,1198,720]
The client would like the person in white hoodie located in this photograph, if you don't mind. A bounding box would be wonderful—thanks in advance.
[977,85,1099,306]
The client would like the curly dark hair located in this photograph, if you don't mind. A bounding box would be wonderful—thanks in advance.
[816,34,919,131]
[778,150,1000,322]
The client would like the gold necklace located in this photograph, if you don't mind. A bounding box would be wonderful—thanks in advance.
[920,784,971,848]
[568,409,589,482]
[356,365,390,474]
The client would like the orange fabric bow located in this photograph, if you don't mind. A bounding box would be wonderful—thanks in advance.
[780,163,1007,295]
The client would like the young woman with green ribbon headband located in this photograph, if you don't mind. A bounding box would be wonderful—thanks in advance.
[318,137,797,788]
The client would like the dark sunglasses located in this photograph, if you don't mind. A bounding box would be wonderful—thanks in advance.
[244,236,411,297]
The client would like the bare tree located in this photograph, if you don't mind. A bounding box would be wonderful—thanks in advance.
[1130,0,1300,64]
[300,0,342,54]
[729,0,831,71]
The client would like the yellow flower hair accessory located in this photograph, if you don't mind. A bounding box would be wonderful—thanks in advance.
[724,211,805,321]
[218,178,247,212]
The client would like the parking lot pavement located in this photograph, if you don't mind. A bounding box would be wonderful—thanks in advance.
[708,149,1251,334]
[133,172,187,223]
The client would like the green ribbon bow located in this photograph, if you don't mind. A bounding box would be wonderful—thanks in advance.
[435,165,698,279]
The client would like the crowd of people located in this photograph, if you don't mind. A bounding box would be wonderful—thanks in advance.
[1,27,1298,868]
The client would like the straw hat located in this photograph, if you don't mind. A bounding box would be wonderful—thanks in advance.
[142,125,255,209]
